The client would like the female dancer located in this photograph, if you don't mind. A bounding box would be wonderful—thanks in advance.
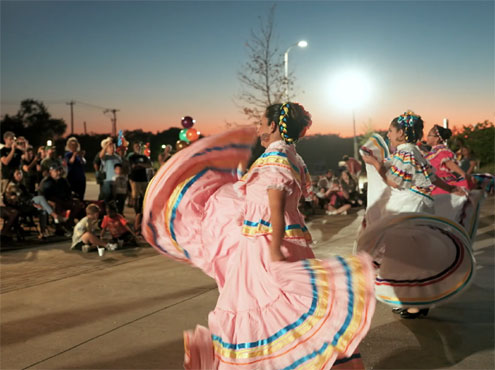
[143,103,375,369]
[425,125,471,194]
[358,112,475,319]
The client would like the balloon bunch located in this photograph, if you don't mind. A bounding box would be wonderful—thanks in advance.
[117,130,129,149]
[143,142,151,158]
[176,116,200,151]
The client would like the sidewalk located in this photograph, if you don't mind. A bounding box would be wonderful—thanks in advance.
[1,196,493,369]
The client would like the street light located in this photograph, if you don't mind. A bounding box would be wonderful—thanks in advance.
[284,40,308,100]
[329,70,371,159]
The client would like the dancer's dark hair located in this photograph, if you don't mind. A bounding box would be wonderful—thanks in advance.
[432,125,452,142]
[265,102,312,144]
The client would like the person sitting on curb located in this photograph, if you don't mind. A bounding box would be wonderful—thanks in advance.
[71,204,113,253]
[100,202,137,250]
[39,164,84,228]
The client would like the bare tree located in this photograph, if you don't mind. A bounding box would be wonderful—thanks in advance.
[237,5,293,123]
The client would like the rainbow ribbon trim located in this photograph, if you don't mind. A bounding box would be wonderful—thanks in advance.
[211,257,370,368]
[242,219,312,242]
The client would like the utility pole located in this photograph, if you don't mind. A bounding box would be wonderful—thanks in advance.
[66,100,75,134]
[83,121,87,135]
[104,109,119,137]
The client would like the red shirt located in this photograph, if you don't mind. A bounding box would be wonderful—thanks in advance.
[101,214,127,238]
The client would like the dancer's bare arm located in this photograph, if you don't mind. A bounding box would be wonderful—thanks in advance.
[268,189,286,262]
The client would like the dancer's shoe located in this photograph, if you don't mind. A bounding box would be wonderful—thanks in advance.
[400,308,429,319]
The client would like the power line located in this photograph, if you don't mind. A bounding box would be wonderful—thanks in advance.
[75,100,110,111]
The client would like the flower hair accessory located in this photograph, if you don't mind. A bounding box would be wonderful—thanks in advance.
[397,110,421,142]
[278,103,294,144]
[397,110,420,128]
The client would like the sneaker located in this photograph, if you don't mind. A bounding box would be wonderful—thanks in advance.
[106,243,118,251]
[81,244,91,253]
[341,210,348,215]
[325,210,337,215]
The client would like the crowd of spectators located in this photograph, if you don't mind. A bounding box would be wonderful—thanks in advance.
[0,131,162,252]
[307,155,365,217]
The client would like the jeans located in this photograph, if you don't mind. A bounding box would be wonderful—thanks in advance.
[32,195,54,215]
[101,181,114,203]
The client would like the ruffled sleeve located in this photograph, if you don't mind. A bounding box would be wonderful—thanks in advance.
[386,151,416,189]
[438,149,456,169]
[386,148,436,189]
[255,165,295,195]
[242,151,298,195]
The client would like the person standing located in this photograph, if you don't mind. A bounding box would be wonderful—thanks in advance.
[21,146,40,194]
[360,111,472,319]
[64,137,87,200]
[343,154,362,183]
[425,125,471,194]
[1,131,24,193]
[127,142,151,213]
[98,137,121,204]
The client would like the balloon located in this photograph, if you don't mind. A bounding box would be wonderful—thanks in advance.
[181,116,195,129]
[179,128,189,143]
[186,128,199,142]
[144,142,151,158]
[176,140,189,151]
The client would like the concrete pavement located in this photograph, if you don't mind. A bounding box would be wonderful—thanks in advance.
[1,185,493,369]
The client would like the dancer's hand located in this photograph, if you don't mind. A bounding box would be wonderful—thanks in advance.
[270,249,286,262]
[362,153,378,166]
[452,186,468,196]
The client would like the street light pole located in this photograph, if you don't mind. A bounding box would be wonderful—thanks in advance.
[284,48,290,100]
[283,40,307,101]
[352,109,358,159]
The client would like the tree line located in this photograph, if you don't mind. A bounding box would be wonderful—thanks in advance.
[1,99,493,175]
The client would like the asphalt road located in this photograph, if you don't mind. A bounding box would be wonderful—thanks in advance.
[1,183,493,369]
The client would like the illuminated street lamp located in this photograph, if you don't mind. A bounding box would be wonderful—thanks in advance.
[284,40,308,100]
[330,70,371,159]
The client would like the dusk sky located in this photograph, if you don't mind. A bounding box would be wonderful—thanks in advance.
[1,0,494,138]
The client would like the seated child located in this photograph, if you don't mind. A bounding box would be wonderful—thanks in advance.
[72,204,111,253]
[100,202,137,249]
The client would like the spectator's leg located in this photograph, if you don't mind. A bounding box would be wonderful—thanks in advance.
[129,180,138,209]
[134,213,143,236]
[336,203,352,215]
[115,194,126,214]
[101,181,113,204]
[81,231,107,248]
[78,179,86,201]
[1,207,19,236]
[38,211,48,236]
[32,195,55,215]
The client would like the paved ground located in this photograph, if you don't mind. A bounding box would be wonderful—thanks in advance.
[1,183,493,369]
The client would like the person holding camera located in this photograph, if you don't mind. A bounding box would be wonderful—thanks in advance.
[64,137,87,200]
[1,131,24,194]
[21,146,41,194]
[40,144,62,178]
[98,137,121,204]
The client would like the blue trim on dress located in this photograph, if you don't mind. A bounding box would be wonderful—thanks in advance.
[281,256,354,370]
[259,151,300,174]
[211,259,318,350]
[191,143,252,158]
[169,167,238,259]
[243,219,308,232]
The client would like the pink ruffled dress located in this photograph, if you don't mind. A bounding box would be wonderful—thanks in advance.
[425,144,470,195]
[143,127,376,369]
